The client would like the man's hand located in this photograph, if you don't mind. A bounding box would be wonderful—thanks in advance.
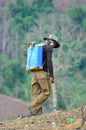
[50,77,55,83]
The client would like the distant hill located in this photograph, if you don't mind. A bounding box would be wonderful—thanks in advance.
[0,0,10,7]
[0,94,29,121]
[53,0,86,11]
[0,0,86,10]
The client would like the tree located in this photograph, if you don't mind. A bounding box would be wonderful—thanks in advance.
[67,6,86,31]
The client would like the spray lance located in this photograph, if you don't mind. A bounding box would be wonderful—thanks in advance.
[51,81,57,129]
[51,81,57,111]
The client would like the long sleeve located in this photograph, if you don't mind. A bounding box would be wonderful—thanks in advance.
[46,50,54,77]
[43,44,54,78]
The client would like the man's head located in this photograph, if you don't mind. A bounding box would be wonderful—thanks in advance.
[43,34,60,48]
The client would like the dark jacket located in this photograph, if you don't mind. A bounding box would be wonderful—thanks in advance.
[43,44,54,78]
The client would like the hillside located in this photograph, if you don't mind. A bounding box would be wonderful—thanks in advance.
[0,105,86,130]
[0,95,86,130]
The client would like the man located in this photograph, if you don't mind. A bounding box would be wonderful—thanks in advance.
[28,34,60,116]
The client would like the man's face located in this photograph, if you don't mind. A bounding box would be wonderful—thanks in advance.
[48,40,56,47]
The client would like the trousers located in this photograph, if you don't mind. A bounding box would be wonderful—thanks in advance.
[29,71,51,113]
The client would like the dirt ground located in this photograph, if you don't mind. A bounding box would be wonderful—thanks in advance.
[0,105,86,130]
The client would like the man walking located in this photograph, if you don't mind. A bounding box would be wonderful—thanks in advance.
[28,35,60,116]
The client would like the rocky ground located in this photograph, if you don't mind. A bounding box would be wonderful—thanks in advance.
[0,105,86,130]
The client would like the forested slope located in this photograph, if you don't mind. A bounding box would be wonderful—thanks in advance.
[0,0,86,111]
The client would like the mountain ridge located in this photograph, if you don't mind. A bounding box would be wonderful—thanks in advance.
[0,0,86,11]
[53,0,86,11]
